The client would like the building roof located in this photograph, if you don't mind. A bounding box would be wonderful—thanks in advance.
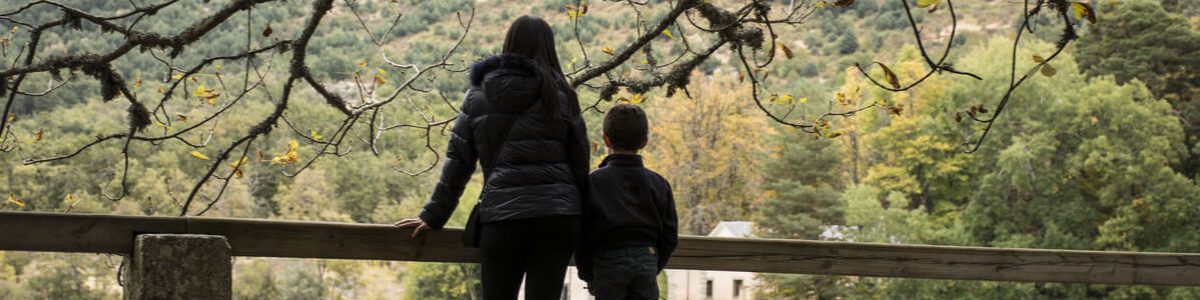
[709,221,755,238]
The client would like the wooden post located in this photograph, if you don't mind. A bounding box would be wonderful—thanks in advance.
[125,234,232,300]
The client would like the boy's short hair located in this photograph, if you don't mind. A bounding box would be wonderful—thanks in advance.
[603,104,649,152]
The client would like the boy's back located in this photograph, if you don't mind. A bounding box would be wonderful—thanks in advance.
[576,104,678,300]
[582,154,677,261]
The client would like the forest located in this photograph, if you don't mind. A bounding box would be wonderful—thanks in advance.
[1,0,1199,299]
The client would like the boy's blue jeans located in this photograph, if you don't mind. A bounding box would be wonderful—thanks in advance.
[589,246,659,300]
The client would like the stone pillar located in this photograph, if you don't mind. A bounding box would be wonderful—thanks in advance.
[125,234,232,300]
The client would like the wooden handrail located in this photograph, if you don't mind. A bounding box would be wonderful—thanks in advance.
[1,211,1198,286]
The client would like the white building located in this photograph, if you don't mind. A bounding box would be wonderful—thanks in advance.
[664,221,758,300]
[551,221,760,300]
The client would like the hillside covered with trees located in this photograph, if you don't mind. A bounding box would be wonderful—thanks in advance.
[1,0,1199,299]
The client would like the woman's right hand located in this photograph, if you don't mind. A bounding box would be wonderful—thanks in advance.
[394,218,431,238]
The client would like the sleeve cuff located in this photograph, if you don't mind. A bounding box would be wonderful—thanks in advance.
[418,209,447,230]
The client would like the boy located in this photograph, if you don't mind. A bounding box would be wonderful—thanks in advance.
[577,104,678,300]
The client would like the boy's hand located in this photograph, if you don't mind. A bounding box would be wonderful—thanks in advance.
[394,218,431,238]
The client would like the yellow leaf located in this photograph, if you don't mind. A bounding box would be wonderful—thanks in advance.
[566,4,587,20]
[799,97,809,104]
[192,85,208,97]
[916,0,941,8]
[1072,2,1097,24]
[10,26,16,33]
[172,73,184,80]
[65,193,76,205]
[134,78,142,89]
[310,130,323,141]
[815,1,828,9]
[627,93,645,105]
[191,151,211,161]
[662,29,674,40]
[602,46,615,56]
[778,41,794,59]
[229,157,248,178]
[6,194,24,207]
[271,140,301,165]
[357,61,367,68]
[877,62,900,89]
[1090,115,1099,125]
[772,94,796,105]
[158,86,165,94]
[33,130,42,143]
[1032,55,1045,63]
[374,69,388,85]
[826,131,843,138]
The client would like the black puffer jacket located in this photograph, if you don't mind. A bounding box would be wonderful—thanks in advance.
[419,54,590,230]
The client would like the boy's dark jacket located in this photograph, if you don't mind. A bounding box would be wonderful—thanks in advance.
[576,154,678,282]
[419,54,591,230]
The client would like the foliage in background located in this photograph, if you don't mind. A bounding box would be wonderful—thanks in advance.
[0,0,1198,299]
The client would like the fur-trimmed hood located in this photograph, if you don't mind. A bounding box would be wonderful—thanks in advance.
[469,53,538,86]
[467,54,542,113]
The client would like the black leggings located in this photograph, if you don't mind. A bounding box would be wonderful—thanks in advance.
[480,215,580,300]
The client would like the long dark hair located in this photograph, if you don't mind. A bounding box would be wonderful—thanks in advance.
[502,15,577,124]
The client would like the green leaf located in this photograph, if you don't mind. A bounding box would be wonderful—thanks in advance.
[1040,64,1057,77]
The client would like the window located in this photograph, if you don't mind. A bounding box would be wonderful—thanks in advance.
[705,279,714,298]
[733,279,744,298]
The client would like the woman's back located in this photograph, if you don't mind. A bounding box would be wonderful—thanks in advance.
[401,15,590,300]
[456,53,589,223]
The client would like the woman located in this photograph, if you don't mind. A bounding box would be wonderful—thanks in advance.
[395,15,590,300]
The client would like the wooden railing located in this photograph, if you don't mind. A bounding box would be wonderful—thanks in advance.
[2,211,1199,286]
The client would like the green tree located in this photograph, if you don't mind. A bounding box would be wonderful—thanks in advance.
[837,31,860,55]
[753,134,852,299]
[755,134,845,240]
[1076,0,1200,177]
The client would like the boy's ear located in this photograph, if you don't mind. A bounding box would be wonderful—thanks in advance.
[603,135,613,148]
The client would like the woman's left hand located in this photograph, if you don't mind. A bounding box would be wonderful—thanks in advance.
[394,218,431,238]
